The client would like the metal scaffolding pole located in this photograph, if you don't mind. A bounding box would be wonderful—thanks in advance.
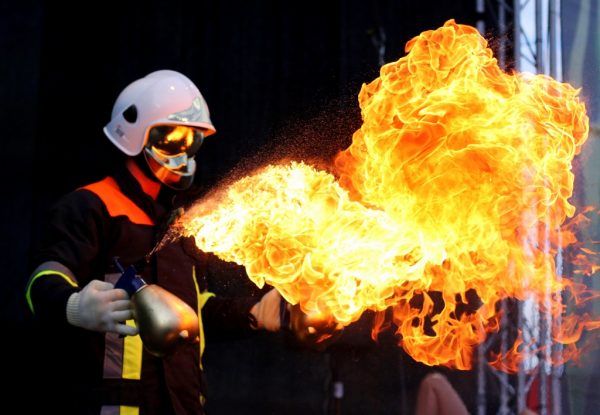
[477,1,564,414]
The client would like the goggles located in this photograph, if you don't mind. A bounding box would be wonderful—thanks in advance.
[143,124,206,190]
[146,125,205,157]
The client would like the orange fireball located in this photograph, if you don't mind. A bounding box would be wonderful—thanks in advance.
[180,19,596,370]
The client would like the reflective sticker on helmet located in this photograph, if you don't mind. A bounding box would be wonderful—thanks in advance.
[168,97,210,124]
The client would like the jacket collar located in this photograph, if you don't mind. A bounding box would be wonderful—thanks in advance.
[111,158,167,224]
[126,158,161,200]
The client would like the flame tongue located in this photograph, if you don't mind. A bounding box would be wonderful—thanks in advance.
[184,161,425,324]
[181,19,593,369]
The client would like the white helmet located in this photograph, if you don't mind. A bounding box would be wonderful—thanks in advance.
[104,70,216,189]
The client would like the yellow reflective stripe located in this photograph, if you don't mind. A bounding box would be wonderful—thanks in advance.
[192,266,214,367]
[25,271,78,314]
[198,290,215,308]
[120,406,139,415]
[122,320,142,380]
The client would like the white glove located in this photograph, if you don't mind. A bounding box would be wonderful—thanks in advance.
[66,280,138,336]
[250,288,285,332]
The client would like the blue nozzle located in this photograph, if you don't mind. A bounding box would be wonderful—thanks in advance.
[114,257,147,296]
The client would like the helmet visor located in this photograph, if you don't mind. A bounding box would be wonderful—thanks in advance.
[146,125,205,157]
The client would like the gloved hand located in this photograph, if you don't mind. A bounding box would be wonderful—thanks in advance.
[289,304,343,350]
[66,280,138,336]
[250,288,287,332]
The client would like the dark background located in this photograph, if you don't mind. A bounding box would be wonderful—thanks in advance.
[1,1,509,413]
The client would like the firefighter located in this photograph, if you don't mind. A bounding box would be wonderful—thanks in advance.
[25,70,283,415]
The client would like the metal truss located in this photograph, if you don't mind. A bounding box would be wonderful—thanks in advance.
[475,1,565,415]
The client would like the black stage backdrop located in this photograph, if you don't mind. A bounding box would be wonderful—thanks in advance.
[1,1,504,413]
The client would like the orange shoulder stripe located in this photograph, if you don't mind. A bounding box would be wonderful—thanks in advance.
[82,177,154,226]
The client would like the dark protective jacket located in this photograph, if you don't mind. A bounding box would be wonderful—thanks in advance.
[26,159,261,415]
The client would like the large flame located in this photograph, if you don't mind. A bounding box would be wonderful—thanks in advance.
[180,20,596,369]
